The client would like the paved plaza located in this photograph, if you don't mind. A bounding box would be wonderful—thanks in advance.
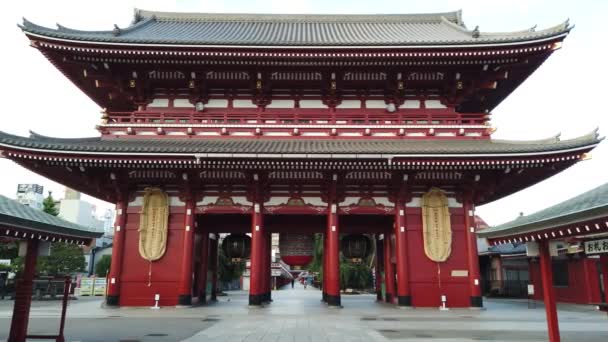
[1,283,607,341]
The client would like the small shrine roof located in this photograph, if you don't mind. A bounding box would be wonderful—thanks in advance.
[478,182,608,239]
[0,130,600,157]
[0,194,103,239]
[487,242,527,255]
[20,9,570,47]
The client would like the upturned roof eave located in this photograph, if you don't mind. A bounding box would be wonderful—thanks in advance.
[21,30,570,50]
[19,11,571,50]
[0,129,601,158]
[0,202,104,240]
[477,205,608,240]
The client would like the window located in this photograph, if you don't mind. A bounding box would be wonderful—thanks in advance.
[552,260,569,287]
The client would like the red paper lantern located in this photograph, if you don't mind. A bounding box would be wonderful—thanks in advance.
[279,233,314,267]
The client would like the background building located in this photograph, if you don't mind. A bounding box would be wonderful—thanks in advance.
[15,184,44,210]
[58,187,114,273]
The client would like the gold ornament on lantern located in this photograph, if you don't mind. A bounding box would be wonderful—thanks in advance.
[421,188,452,262]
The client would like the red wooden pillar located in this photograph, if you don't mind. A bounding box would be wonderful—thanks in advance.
[178,198,196,305]
[267,232,273,301]
[602,254,608,304]
[383,233,396,303]
[197,232,210,304]
[106,197,127,306]
[209,235,219,301]
[249,199,265,305]
[262,231,271,303]
[322,232,328,302]
[464,196,483,307]
[375,235,383,301]
[8,239,38,342]
[539,240,560,342]
[394,201,411,306]
[325,175,341,307]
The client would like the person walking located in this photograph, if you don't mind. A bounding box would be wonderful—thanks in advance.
[291,279,295,289]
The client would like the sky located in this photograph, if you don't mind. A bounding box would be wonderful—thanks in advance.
[0,0,606,224]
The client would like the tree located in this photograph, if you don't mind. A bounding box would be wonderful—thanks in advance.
[307,233,375,290]
[38,243,86,276]
[95,255,111,277]
[42,191,59,216]
[0,242,18,260]
[13,191,87,276]
[307,233,324,282]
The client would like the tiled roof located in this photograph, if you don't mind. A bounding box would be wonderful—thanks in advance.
[19,9,570,47]
[0,195,103,239]
[487,243,527,255]
[0,130,601,156]
[478,182,608,239]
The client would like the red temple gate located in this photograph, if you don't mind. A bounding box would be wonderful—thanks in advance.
[0,9,600,309]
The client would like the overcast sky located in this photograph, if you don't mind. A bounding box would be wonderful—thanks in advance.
[0,0,606,225]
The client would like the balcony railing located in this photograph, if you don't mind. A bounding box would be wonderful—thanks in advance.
[106,108,487,127]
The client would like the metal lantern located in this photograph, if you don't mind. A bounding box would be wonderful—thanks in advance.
[341,234,372,262]
[221,234,251,261]
[279,233,314,268]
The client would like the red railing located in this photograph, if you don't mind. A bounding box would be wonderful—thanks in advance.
[106,108,486,126]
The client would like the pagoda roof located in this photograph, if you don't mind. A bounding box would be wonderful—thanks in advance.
[0,194,103,240]
[20,9,570,47]
[478,182,608,240]
[0,130,600,158]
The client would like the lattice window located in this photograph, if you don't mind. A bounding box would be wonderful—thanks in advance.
[343,72,387,81]
[200,171,246,179]
[271,72,322,81]
[407,72,445,81]
[268,171,324,179]
[345,172,392,180]
[206,71,250,80]
[415,172,463,181]
[148,70,185,80]
[128,170,176,179]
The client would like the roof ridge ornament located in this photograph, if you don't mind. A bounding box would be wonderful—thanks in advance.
[472,25,480,38]
[112,24,121,36]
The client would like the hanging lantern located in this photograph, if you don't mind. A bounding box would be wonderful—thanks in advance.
[279,233,314,268]
[221,234,251,262]
[341,234,372,263]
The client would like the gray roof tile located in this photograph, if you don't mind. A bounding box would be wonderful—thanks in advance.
[0,130,601,156]
[20,10,570,47]
[478,182,608,239]
[0,195,103,239]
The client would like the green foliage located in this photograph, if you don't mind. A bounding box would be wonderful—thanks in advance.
[0,242,18,260]
[307,233,375,290]
[12,191,86,276]
[339,261,372,290]
[38,243,86,276]
[14,242,86,276]
[307,233,324,282]
[42,191,59,216]
[95,255,111,277]
[218,241,244,283]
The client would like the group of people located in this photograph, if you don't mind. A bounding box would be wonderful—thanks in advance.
[290,273,313,289]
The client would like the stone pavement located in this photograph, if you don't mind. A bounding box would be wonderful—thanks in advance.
[0,282,607,341]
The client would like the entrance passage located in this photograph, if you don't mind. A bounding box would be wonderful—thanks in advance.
[197,212,400,308]
[202,279,390,314]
